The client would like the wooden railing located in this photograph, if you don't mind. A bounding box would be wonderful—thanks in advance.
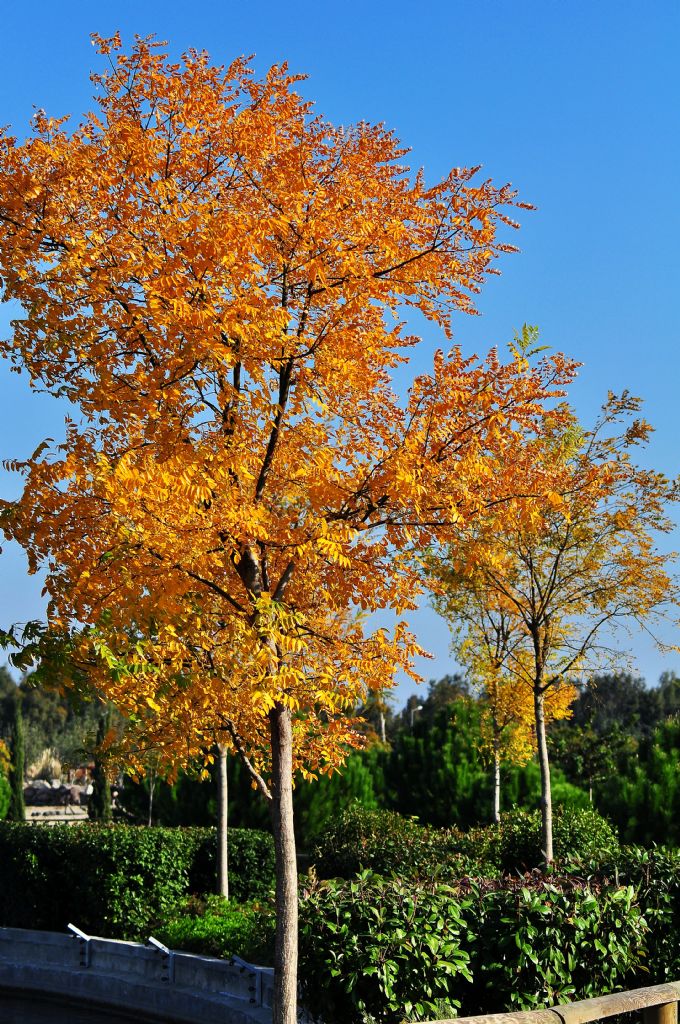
[437,981,680,1024]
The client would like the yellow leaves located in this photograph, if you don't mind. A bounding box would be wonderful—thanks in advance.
[316,535,351,568]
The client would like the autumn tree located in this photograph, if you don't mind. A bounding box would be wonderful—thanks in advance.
[431,581,573,823]
[0,36,576,1022]
[429,395,678,861]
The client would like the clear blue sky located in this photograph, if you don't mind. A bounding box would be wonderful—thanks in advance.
[1,1,679,701]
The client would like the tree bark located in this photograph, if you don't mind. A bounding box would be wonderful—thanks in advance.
[269,702,298,1024]
[217,743,229,899]
[534,685,553,864]
[492,741,501,824]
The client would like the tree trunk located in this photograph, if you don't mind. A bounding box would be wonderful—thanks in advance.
[147,768,155,827]
[492,740,501,824]
[534,686,553,864]
[217,744,229,899]
[269,702,298,1024]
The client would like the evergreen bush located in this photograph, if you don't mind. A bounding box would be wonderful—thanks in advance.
[0,823,275,938]
[466,877,647,1012]
[497,806,620,870]
[299,871,472,1024]
[153,894,275,964]
[313,805,482,880]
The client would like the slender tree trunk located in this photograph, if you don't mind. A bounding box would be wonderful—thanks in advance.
[217,743,229,899]
[269,702,298,1024]
[379,708,386,744]
[534,685,553,864]
[147,768,155,827]
[492,739,501,824]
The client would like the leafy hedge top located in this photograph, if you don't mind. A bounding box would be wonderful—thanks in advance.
[0,822,274,937]
[312,803,620,880]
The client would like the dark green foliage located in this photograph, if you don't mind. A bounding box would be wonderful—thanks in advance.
[88,713,112,822]
[569,672,661,739]
[299,872,472,1024]
[313,804,618,881]
[153,895,275,964]
[496,806,620,871]
[600,845,680,984]
[117,766,217,826]
[7,696,25,821]
[117,755,271,832]
[186,827,275,901]
[0,822,194,936]
[596,718,680,846]
[0,823,275,938]
[0,774,10,819]
[298,872,647,1023]
[386,698,491,828]
[466,878,647,1012]
[313,805,482,881]
[294,750,384,846]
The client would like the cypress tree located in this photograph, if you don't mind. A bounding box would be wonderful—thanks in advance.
[88,712,112,822]
[8,695,25,821]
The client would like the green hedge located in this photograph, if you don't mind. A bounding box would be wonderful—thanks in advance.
[186,827,276,902]
[496,806,620,871]
[299,871,471,1024]
[0,823,275,939]
[467,878,646,1013]
[599,845,680,984]
[312,805,486,881]
[298,872,648,1024]
[312,804,619,881]
[0,775,9,820]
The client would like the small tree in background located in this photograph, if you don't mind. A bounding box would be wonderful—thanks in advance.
[429,395,679,862]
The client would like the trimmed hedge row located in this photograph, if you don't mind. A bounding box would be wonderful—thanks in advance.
[298,872,647,1024]
[0,822,275,938]
[313,804,620,879]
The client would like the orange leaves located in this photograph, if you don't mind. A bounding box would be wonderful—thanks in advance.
[0,38,585,784]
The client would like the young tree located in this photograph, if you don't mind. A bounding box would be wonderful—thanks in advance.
[0,37,576,1021]
[429,396,678,861]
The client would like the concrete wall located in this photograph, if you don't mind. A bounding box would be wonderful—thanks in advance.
[0,926,274,1024]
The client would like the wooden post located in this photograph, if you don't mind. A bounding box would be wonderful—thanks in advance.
[644,1004,678,1024]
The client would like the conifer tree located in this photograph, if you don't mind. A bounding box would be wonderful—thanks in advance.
[88,711,112,822]
[8,696,25,821]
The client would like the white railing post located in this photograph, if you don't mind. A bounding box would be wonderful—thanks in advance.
[67,923,91,968]
[147,935,175,983]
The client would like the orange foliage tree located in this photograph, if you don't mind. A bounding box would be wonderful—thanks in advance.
[428,395,678,862]
[0,37,577,1021]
